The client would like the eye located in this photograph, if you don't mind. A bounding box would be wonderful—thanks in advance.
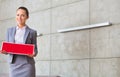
[22,15,25,17]
[16,14,19,16]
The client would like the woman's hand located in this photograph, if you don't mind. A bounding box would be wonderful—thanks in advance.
[27,54,35,58]
[0,50,8,55]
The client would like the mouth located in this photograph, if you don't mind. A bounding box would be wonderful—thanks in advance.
[17,19,22,22]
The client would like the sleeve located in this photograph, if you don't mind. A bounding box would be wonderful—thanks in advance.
[32,31,38,57]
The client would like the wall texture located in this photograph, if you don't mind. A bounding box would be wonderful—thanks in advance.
[0,0,120,77]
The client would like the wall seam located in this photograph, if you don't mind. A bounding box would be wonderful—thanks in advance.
[50,0,52,76]
[89,0,91,77]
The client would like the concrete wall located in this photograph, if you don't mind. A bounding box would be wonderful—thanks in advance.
[0,0,120,77]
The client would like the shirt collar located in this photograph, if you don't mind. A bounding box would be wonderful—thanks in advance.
[16,25,26,30]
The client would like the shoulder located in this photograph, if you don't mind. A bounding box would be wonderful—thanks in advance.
[27,26,37,33]
[27,27,37,37]
[7,26,16,31]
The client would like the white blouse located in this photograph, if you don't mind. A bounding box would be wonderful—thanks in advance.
[15,26,26,44]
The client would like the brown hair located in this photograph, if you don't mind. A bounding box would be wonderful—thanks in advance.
[17,6,29,17]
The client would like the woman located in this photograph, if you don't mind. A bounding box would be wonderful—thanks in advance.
[0,6,38,77]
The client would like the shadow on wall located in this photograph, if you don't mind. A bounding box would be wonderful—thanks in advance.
[0,74,8,77]
[0,74,60,77]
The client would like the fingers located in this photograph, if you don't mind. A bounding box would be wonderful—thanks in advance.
[27,54,35,58]
[0,50,7,55]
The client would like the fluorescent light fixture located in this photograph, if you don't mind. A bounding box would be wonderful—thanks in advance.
[37,33,43,37]
[58,22,111,33]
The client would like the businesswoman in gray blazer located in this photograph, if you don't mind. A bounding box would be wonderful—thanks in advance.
[0,6,38,77]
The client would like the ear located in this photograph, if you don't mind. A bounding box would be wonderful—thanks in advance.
[27,16,29,19]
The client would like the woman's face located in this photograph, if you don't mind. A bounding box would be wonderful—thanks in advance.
[16,9,28,26]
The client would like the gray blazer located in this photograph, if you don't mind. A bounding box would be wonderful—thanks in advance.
[6,26,38,63]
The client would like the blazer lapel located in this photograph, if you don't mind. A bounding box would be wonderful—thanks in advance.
[23,26,30,43]
[11,27,16,43]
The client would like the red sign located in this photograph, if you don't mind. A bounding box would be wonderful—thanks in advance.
[1,42,34,55]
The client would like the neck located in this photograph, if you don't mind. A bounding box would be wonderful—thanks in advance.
[18,24,25,28]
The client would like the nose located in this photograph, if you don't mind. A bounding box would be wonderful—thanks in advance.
[17,15,22,20]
